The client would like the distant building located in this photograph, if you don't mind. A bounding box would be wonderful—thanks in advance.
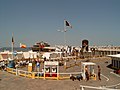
[32,41,55,52]
[108,54,120,69]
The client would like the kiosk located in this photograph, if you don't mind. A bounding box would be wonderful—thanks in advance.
[81,62,96,80]
[44,61,59,80]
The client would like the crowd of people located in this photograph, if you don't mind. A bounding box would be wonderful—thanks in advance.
[60,46,82,58]
[59,45,95,59]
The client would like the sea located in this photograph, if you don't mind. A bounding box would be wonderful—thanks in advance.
[0,47,32,52]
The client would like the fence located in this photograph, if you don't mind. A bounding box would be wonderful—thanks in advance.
[7,67,34,79]
[6,67,82,80]
[80,85,120,90]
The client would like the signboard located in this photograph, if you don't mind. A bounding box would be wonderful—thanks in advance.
[45,61,59,66]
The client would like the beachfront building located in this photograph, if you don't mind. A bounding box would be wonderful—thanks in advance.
[108,54,120,69]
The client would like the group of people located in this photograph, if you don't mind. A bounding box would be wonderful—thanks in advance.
[61,46,79,57]
[85,65,101,81]
[69,65,101,81]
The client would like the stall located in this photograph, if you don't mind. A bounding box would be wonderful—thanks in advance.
[81,62,96,80]
[44,61,59,80]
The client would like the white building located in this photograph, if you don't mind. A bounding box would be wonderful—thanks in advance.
[108,54,120,69]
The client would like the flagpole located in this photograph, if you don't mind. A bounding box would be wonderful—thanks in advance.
[64,20,66,69]
[12,34,14,60]
[64,20,67,47]
[64,31,66,46]
[12,42,13,60]
[57,20,72,47]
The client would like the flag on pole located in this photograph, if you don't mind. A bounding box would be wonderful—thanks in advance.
[11,34,14,59]
[20,43,26,48]
[12,36,14,45]
[65,20,72,28]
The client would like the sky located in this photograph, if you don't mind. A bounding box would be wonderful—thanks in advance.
[0,0,120,47]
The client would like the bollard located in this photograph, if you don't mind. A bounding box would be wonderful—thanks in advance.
[57,73,59,80]
[94,74,96,80]
[32,72,35,79]
[16,68,18,76]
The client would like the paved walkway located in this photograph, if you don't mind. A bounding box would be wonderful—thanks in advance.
[0,57,120,90]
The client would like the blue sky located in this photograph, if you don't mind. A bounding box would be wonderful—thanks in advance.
[0,0,120,47]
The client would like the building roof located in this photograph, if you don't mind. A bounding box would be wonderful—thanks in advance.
[81,62,96,66]
[107,54,120,58]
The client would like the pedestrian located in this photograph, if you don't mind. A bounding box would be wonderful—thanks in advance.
[1,60,5,71]
[98,65,101,80]
[36,61,40,72]
[85,70,89,81]
[85,66,89,81]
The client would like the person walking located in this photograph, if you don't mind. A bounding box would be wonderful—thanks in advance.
[98,65,101,80]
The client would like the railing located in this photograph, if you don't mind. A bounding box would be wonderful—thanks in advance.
[80,85,120,90]
[18,70,33,78]
[7,67,16,74]
[6,67,82,80]
[7,67,34,78]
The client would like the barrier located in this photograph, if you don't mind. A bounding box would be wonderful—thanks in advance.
[7,67,16,74]
[6,67,82,80]
[59,72,82,80]
[80,85,120,90]
[7,62,98,81]
[7,67,34,78]
[18,70,33,78]
[5,67,120,89]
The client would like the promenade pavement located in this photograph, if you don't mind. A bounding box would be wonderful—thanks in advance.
[0,57,120,90]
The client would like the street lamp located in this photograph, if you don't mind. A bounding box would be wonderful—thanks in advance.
[57,20,72,46]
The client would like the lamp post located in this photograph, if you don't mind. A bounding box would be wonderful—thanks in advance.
[57,20,72,46]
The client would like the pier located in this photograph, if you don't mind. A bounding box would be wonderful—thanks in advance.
[93,46,120,56]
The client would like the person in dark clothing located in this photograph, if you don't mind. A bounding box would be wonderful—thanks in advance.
[85,66,89,81]
[76,74,83,81]
[85,70,89,81]
[70,74,76,81]
[98,65,101,80]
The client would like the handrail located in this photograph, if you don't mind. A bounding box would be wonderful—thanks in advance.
[6,67,82,80]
